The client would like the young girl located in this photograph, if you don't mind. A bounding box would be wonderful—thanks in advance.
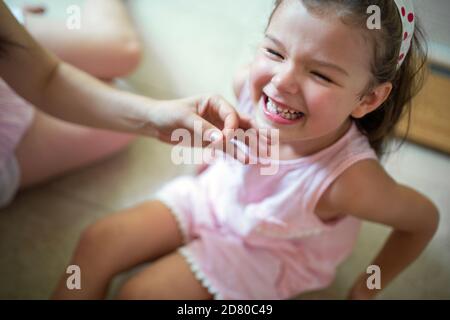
[53,0,439,300]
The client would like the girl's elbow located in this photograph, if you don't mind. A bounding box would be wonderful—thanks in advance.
[429,204,440,234]
[422,199,440,236]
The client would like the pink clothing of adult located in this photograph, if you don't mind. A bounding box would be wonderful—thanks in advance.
[0,79,34,207]
[154,80,378,300]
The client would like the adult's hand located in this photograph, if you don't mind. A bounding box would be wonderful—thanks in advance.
[147,94,239,144]
[143,94,272,164]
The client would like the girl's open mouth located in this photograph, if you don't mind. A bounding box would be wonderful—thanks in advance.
[262,94,305,125]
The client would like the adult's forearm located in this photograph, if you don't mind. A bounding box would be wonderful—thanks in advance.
[39,62,158,134]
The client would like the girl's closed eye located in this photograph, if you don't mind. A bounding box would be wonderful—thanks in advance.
[265,48,284,60]
[310,71,333,84]
[263,46,335,84]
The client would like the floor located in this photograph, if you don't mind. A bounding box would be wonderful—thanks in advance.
[396,70,450,154]
[1,0,449,299]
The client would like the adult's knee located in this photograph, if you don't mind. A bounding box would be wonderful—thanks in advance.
[103,37,143,77]
[121,39,142,74]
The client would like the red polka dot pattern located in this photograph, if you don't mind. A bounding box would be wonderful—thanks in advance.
[394,0,415,68]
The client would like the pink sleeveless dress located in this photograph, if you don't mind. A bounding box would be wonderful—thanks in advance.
[154,81,378,300]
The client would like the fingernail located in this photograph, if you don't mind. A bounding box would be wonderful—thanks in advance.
[210,131,222,142]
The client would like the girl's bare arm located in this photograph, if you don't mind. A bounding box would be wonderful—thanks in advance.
[323,159,440,299]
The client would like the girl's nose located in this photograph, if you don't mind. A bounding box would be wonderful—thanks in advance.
[271,64,300,95]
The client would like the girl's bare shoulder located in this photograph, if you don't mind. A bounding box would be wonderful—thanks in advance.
[316,159,395,222]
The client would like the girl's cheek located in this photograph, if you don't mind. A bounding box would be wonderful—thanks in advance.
[310,93,350,129]
[303,85,331,112]
[305,89,341,119]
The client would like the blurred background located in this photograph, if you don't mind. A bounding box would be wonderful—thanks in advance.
[0,0,449,299]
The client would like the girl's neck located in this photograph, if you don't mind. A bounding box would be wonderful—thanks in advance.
[277,119,352,161]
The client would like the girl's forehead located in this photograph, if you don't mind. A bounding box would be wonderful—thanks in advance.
[268,0,372,70]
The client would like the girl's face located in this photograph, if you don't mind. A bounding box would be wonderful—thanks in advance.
[249,0,374,143]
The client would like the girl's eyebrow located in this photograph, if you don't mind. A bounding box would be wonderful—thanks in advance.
[264,33,349,77]
[310,59,349,77]
[265,34,286,51]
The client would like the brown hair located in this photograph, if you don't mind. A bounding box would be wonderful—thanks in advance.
[268,0,428,158]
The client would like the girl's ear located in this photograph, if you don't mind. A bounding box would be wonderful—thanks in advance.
[351,82,393,118]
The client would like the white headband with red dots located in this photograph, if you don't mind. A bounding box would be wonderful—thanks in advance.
[393,0,415,68]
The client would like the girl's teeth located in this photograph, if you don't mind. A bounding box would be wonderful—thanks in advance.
[266,97,303,120]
